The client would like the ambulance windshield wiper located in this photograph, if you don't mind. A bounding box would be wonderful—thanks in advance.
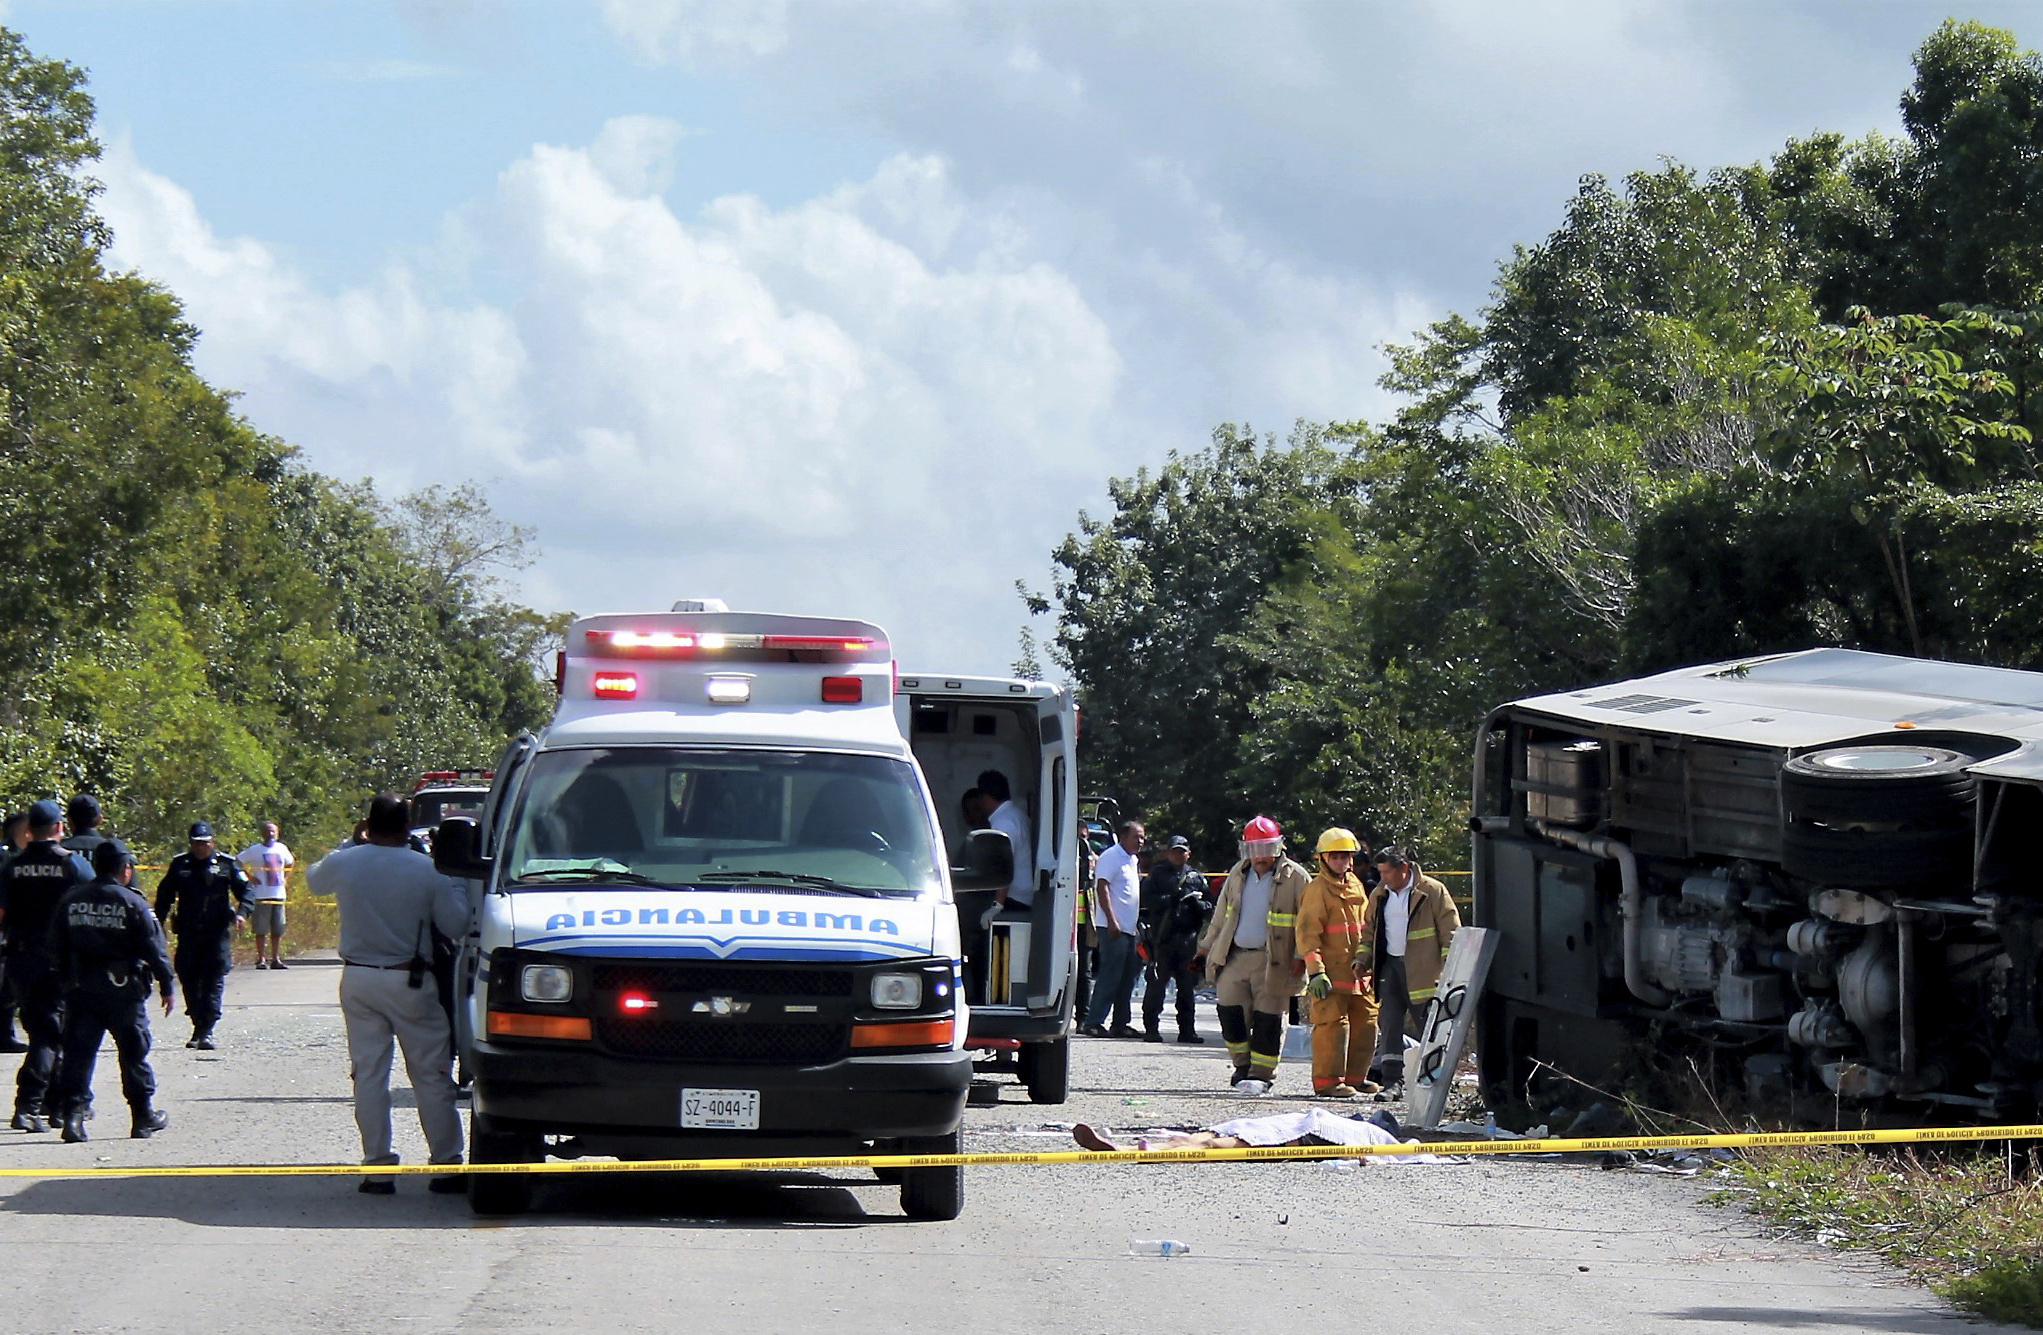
[512,868,668,887]
[695,870,884,898]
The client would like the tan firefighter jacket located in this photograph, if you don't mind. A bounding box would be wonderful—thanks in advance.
[1198,856,1310,997]
[1295,868,1372,995]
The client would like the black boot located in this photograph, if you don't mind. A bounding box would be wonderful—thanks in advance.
[1178,1029,1205,1044]
[60,1112,87,1143]
[1142,1027,1163,1043]
[131,1108,169,1139]
[10,1109,45,1133]
[192,1030,217,1051]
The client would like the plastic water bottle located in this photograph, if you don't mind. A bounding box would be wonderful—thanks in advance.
[1127,1238,1192,1258]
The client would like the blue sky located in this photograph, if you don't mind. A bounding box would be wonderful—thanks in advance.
[4,1,2035,672]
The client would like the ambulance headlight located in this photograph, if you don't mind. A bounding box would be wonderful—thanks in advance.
[520,964,574,1003]
[871,972,922,1009]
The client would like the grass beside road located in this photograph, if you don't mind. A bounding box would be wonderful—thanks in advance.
[1715,1143,2043,1327]
[229,884,339,967]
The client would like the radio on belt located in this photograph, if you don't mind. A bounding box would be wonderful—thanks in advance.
[432,602,971,1220]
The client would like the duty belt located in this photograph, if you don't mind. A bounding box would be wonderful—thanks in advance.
[341,960,411,971]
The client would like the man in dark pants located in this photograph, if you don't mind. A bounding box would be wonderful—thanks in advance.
[49,840,175,1142]
[1141,835,1211,1043]
[153,822,253,1050]
[0,801,93,1130]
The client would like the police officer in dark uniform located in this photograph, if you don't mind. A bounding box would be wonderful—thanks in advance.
[60,794,112,865]
[49,839,174,1142]
[0,800,93,1130]
[0,811,34,1053]
[153,821,252,1050]
[1139,835,1212,1044]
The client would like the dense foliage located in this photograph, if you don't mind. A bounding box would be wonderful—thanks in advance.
[0,31,559,858]
[1039,21,2043,867]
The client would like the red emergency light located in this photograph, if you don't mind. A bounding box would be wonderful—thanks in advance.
[618,992,657,1013]
[592,672,639,700]
[412,770,494,792]
[821,676,863,704]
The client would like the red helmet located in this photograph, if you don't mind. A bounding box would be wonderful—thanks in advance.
[1240,816,1283,860]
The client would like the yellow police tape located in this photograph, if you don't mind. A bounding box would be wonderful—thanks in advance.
[0,1122,2037,1180]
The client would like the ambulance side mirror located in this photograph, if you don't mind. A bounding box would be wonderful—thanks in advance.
[952,828,1014,891]
[433,817,491,879]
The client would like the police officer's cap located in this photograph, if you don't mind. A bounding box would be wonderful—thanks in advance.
[1166,835,1192,850]
[188,821,215,841]
[66,793,101,826]
[27,799,62,829]
[91,839,135,876]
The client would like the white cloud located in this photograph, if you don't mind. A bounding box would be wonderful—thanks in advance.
[599,0,791,66]
[94,121,1146,668]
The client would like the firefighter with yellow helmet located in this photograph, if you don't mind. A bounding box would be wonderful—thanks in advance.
[1195,816,1309,1089]
[1295,827,1379,1098]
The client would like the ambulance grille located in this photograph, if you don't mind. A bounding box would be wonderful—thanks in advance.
[590,963,854,998]
[594,1019,849,1065]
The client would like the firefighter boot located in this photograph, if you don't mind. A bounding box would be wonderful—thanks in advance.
[1218,1004,1251,1085]
[1247,1010,1284,1086]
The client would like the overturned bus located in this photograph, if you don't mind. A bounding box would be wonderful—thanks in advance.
[1471,648,2043,1121]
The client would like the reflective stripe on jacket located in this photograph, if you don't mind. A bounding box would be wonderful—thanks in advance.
[1295,869,1372,994]
[1359,872,1459,1002]
[1198,857,1310,997]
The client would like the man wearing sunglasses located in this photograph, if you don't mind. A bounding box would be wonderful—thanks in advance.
[1356,847,1459,1095]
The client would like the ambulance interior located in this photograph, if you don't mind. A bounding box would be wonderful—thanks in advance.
[907,697,1056,1006]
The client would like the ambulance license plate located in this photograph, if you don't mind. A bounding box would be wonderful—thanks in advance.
[681,1088,760,1130]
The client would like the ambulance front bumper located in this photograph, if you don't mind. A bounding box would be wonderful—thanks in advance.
[468,1041,971,1145]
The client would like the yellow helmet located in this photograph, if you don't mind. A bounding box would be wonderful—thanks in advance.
[1315,827,1361,855]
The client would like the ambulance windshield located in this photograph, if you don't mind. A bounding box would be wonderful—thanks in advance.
[501,748,941,897]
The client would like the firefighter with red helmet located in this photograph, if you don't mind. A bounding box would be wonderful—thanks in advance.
[1195,816,1309,1088]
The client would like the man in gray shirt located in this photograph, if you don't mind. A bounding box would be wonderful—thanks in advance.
[306,793,471,1195]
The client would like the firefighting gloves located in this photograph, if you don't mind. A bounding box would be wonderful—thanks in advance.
[1306,972,1333,1000]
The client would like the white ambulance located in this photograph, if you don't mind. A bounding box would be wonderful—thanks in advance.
[432,607,971,1219]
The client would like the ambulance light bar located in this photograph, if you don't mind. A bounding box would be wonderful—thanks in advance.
[585,629,887,662]
[413,769,493,791]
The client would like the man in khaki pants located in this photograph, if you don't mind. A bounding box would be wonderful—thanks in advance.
[1196,816,1309,1089]
[306,794,471,1195]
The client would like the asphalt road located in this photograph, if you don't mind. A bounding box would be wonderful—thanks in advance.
[0,956,2016,1335]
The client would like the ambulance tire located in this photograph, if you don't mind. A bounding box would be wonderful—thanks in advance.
[1021,1036,1070,1104]
[900,1129,964,1221]
[468,1112,538,1216]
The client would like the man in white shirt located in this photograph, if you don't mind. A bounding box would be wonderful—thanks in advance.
[1081,820,1145,1037]
[1358,846,1460,1093]
[237,821,294,970]
[977,770,1035,910]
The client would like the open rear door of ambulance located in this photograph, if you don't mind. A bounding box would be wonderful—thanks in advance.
[898,675,1078,1100]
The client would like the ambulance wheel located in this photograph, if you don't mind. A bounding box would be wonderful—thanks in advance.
[1022,1036,1070,1104]
[468,1112,537,1216]
[899,1130,964,1221]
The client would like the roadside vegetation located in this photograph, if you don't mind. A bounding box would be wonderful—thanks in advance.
[1718,1145,2043,1327]
[0,31,562,861]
